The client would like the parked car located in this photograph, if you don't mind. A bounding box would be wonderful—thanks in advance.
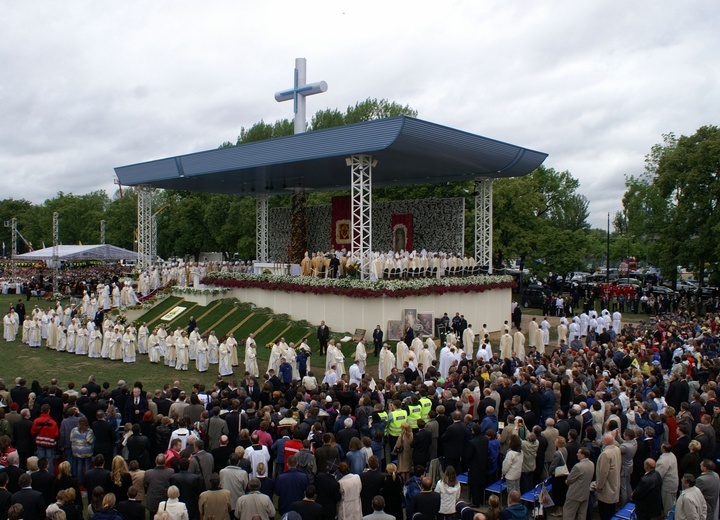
[522,284,551,308]
[650,286,676,296]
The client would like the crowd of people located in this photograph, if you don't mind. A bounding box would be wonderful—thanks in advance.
[1,300,720,520]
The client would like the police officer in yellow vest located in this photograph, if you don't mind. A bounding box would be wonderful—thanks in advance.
[405,396,422,432]
[386,399,407,450]
[419,395,433,422]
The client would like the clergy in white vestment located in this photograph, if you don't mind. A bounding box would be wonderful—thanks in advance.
[528,318,538,347]
[396,341,409,369]
[227,332,239,366]
[148,331,161,363]
[322,366,338,386]
[244,333,259,376]
[56,325,66,352]
[446,332,457,347]
[46,313,57,349]
[334,343,346,376]
[513,329,526,361]
[207,331,219,364]
[378,344,395,380]
[499,330,513,360]
[195,338,209,372]
[88,328,102,358]
[137,323,149,355]
[325,341,337,372]
[21,317,31,344]
[411,337,424,359]
[579,312,589,336]
[349,359,363,386]
[438,344,454,378]
[419,343,433,372]
[218,342,233,376]
[541,317,550,346]
[188,329,200,361]
[3,311,16,342]
[122,328,137,363]
[111,284,121,308]
[76,326,89,355]
[65,321,77,352]
[164,334,176,367]
[568,319,579,344]
[557,322,568,343]
[285,342,299,380]
[477,339,492,362]
[175,332,189,370]
[462,325,475,357]
[268,341,283,375]
[338,470,362,520]
[354,339,367,373]
[612,311,622,333]
[533,327,544,353]
[424,337,437,361]
[40,311,49,339]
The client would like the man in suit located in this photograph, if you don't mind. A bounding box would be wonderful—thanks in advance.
[144,454,176,518]
[243,375,260,402]
[563,447,595,520]
[169,458,204,520]
[675,473,707,520]
[631,458,663,520]
[407,477,441,520]
[84,455,110,493]
[125,387,149,425]
[410,420,433,469]
[362,496,395,520]
[92,410,116,464]
[116,486,146,520]
[372,325,383,358]
[317,321,329,355]
[0,452,24,494]
[359,457,386,516]
[10,474,44,520]
[29,457,55,505]
[189,439,215,490]
[441,412,466,471]
[596,434,622,520]
[465,423,488,507]
[289,485,324,520]
[696,459,720,520]
[82,375,101,397]
[403,324,414,345]
[9,379,30,410]
[0,473,12,520]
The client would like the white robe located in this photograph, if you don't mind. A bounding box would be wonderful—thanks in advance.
[244,338,259,377]
[354,342,367,373]
[3,314,16,342]
[396,341,409,368]
[438,346,452,377]
[268,344,282,374]
[462,328,475,357]
[219,343,233,376]
[513,331,526,361]
[208,334,219,364]
[500,332,513,359]
[541,320,550,345]
[528,320,538,347]
[379,347,395,380]
[338,473,363,520]
[195,339,209,372]
[137,325,149,354]
[148,333,162,363]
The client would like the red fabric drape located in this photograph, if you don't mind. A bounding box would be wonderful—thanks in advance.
[331,196,351,250]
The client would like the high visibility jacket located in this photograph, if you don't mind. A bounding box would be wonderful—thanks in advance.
[386,409,407,437]
[406,404,422,429]
[419,398,432,421]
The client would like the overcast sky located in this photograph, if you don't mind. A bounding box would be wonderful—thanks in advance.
[1,1,718,229]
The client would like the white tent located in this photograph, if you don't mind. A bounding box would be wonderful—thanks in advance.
[16,244,136,262]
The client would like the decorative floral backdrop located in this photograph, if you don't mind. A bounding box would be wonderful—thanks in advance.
[269,198,463,259]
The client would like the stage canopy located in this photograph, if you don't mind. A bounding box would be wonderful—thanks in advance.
[16,245,137,262]
[114,116,548,192]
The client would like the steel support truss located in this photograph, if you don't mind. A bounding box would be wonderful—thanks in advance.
[137,185,154,272]
[11,217,17,281]
[100,220,106,245]
[52,212,59,295]
[256,195,269,262]
[349,154,375,280]
[474,177,493,274]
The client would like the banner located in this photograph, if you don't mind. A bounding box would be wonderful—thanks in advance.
[331,196,351,250]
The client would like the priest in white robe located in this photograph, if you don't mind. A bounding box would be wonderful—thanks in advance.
[137,323,149,355]
[268,341,282,375]
[498,329,512,360]
[195,338,209,372]
[419,343,433,372]
[88,328,102,358]
[378,343,395,380]
[218,342,233,376]
[396,341,409,369]
[245,333,259,376]
[528,318,538,348]
[148,330,161,363]
[424,337,437,361]
[227,332,239,366]
[354,339,367,374]
[334,343,346,376]
[462,325,475,357]
[513,328,526,361]
[411,337,424,359]
[557,322,568,343]
[438,344,454,377]
[3,311,17,342]
[477,339,492,362]
[541,317,551,346]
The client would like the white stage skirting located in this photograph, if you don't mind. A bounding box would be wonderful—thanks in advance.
[183,285,512,336]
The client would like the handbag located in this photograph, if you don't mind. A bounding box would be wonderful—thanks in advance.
[554,450,569,477]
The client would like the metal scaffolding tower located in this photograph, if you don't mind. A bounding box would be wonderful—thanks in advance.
[100,220,106,244]
[52,212,59,295]
[10,217,17,281]
[349,154,375,280]
[474,177,493,274]
[256,195,269,262]
[137,185,153,271]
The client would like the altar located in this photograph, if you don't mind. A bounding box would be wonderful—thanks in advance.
[252,262,301,276]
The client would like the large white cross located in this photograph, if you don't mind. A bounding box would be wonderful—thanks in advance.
[274,58,328,134]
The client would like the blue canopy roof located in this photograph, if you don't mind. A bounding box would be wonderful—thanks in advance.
[115,116,548,194]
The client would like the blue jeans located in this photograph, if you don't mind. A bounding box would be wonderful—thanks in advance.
[37,446,55,469]
[72,456,92,484]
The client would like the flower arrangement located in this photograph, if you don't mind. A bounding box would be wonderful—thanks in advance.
[265,342,275,350]
[115,313,128,326]
[171,286,228,296]
[202,272,515,299]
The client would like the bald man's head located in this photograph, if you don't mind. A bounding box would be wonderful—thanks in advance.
[602,433,614,446]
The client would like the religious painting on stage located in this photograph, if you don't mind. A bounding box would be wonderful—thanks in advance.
[335,220,351,245]
[417,312,434,337]
[331,196,351,250]
[387,320,402,341]
[391,213,413,252]
[402,308,417,329]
